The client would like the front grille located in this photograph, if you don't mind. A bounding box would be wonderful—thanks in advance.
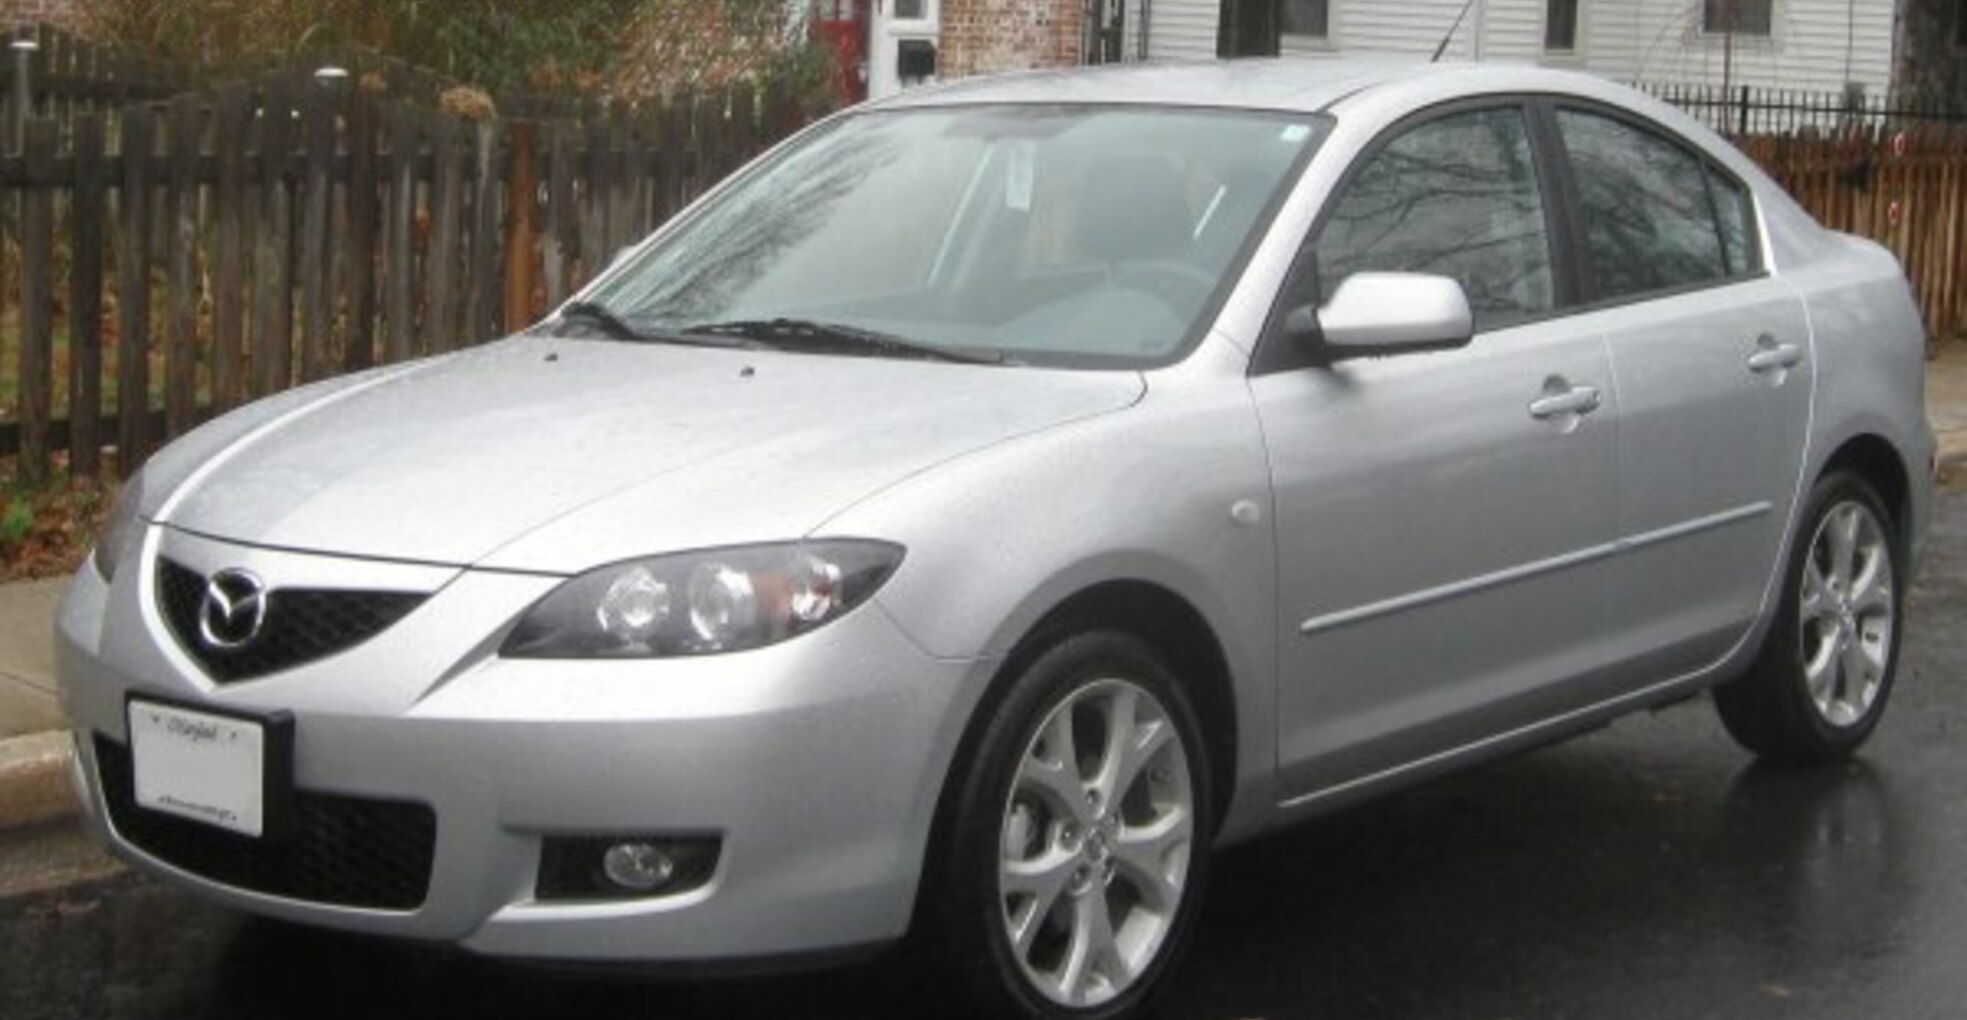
[157,559,426,682]
[95,736,437,911]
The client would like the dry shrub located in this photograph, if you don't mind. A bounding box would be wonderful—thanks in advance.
[611,0,830,100]
[71,0,647,97]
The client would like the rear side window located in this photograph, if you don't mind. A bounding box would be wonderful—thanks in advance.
[1316,106,1555,331]
[1556,109,1744,300]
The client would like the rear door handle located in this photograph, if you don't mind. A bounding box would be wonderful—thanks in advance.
[1748,337,1803,373]
[1529,383,1602,420]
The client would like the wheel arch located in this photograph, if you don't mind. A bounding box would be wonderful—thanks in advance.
[907,579,1243,936]
[1010,581,1240,829]
[1819,432,1914,558]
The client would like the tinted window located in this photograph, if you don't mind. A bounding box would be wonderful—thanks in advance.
[1316,106,1554,330]
[1557,110,1729,299]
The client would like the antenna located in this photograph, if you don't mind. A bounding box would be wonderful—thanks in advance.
[1431,0,1481,62]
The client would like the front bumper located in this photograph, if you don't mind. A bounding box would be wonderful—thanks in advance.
[57,526,985,962]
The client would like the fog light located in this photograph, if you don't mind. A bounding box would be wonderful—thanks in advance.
[537,834,721,901]
[602,841,675,891]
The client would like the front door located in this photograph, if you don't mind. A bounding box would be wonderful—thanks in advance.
[1252,102,1626,799]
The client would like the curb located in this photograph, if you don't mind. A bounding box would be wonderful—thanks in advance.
[0,731,76,831]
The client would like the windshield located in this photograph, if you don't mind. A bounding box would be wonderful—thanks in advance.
[579,104,1328,368]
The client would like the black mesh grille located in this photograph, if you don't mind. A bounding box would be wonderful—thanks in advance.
[157,559,426,682]
[96,735,436,911]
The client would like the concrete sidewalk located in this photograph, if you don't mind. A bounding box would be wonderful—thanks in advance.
[2,342,1966,831]
[0,578,73,832]
[1930,341,1967,486]
[0,579,67,742]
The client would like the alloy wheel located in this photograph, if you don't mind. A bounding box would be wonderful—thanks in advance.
[1798,500,1896,728]
[997,678,1195,1009]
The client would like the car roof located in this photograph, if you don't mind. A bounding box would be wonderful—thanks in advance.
[871,58,1597,115]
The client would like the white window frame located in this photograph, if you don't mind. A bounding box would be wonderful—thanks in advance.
[886,0,936,27]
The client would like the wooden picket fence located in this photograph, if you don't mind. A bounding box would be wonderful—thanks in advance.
[0,64,828,483]
[1732,127,1967,346]
[2,21,189,131]
[1641,82,1967,344]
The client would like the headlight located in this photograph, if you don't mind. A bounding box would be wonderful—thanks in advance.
[91,471,148,583]
[501,540,904,659]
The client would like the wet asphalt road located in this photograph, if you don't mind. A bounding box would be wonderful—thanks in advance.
[3,487,1963,1020]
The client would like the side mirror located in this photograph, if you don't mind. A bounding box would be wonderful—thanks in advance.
[1287,272,1474,359]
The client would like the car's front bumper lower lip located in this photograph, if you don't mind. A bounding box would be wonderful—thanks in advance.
[57,529,985,963]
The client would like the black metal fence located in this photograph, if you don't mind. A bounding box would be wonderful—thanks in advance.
[1641,81,1967,139]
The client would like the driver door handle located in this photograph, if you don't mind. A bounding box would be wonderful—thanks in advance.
[1748,340,1804,373]
[1529,384,1602,420]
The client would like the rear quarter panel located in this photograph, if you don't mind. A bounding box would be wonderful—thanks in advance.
[1785,232,1935,572]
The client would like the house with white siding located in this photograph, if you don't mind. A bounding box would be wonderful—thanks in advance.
[1148,0,1899,98]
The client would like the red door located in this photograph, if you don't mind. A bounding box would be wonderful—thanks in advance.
[811,0,870,104]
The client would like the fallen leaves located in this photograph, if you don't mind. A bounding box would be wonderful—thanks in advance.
[0,468,115,583]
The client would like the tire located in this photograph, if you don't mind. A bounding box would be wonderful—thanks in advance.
[1714,471,1904,764]
[924,631,1213,1020]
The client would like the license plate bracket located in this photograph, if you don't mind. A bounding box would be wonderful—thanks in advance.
[125,693,294,840]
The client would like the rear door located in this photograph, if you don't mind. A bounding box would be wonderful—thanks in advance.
[1549,105,1813,677]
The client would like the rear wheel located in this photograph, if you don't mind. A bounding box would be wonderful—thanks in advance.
[1715,471,1903,763]
[926,631,1212,1020]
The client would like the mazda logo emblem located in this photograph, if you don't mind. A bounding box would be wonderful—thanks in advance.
[198,569,269,651]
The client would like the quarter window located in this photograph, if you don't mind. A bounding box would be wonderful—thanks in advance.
[1703,0,1772,35]
[1707,166,1759,276]
[1316,107,1554,331]
[1557,109,1735,300]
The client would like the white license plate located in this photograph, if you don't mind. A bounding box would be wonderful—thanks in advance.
[128,700,267,838]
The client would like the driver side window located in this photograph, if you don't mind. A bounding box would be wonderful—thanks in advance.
[1315,106,1555,332]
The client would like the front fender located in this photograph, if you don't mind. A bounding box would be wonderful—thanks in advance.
[820,365,1280,843]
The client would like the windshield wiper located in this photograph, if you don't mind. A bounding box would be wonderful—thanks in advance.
[555,301,650,341]
[683,318,1011,365]
[555,301,752,350]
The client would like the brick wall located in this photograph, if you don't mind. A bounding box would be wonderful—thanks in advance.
[0,0,77,29]
[939,0,1084,80]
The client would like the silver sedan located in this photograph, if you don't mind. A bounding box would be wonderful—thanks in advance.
[58,60,1934,1019]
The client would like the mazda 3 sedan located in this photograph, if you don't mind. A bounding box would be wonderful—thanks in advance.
[58,60,1933,1019]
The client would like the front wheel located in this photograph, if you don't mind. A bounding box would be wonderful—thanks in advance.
[926,631,1213,1020]
[1715,471,1904,763]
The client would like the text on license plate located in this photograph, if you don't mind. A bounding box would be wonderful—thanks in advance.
[127,700,266,838]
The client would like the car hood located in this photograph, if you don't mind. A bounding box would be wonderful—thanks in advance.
[150,335,1144,572]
